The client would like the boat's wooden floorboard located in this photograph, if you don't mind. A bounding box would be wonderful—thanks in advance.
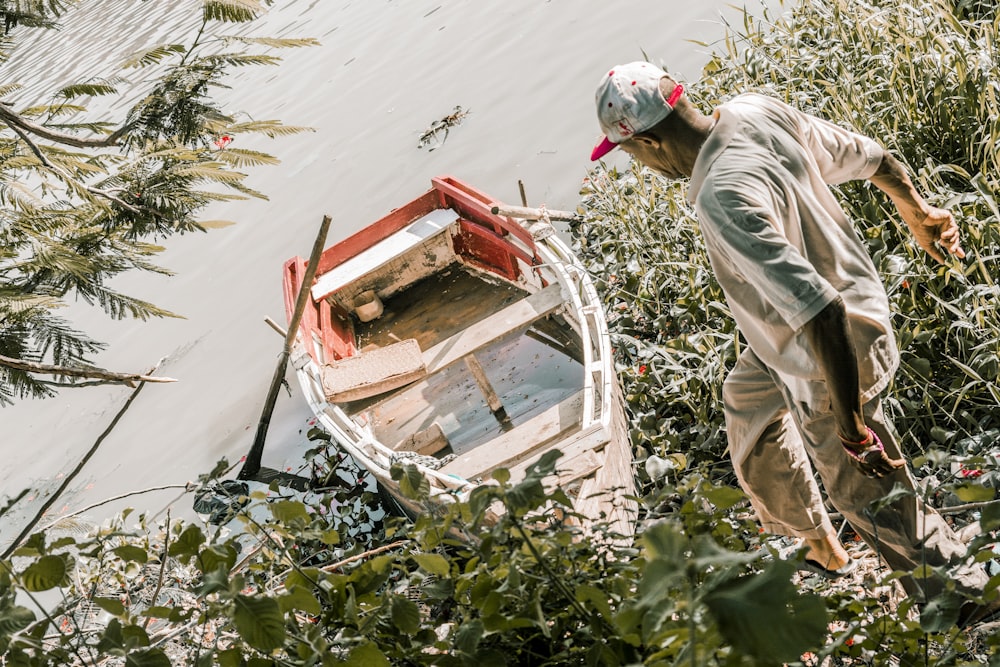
[355,264,524,352]
[347,264,585,460]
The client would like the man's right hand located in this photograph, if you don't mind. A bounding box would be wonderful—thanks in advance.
[908,206,965,264]
[841,427,906,479]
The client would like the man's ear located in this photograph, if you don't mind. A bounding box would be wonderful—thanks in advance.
[631,133,660,149]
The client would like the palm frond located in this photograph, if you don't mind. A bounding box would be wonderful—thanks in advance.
[200,53,281,68]
[226,120,313,138]
[73,281,180,321]
[202,0,263,23]
[0,82,23,98]
[212,148,280,168]
[220,36,320,49]
[56,81,117,99]
[121,44,187,69]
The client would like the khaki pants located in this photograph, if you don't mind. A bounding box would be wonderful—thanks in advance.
[723,348,985,599]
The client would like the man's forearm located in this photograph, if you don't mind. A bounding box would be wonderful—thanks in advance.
[867,152,964,263]
[802,297,866,442]
[866,152,928,220]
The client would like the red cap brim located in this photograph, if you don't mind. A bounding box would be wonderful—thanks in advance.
[590,136,618,161]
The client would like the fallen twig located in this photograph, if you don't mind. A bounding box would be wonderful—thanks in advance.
[2,366,158,559]
[0,353,177,386]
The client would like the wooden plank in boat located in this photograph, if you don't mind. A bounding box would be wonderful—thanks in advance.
[421,282,564,375]
[392,422,450,456]
[311,208,458,302]
[322,338,427,403]
[340,283,566,414]
[439,390,584,480]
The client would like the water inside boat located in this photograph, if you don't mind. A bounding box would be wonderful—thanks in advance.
[343,263,585,461]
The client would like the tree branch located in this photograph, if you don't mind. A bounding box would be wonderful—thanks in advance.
[0,353,177,385]
[6,120,143,214]
[0,101,127,148]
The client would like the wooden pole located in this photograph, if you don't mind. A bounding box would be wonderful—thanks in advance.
[238,215,332,480]
[491,203,581,222]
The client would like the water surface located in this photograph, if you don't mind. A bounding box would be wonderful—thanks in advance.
[0,0,765,541]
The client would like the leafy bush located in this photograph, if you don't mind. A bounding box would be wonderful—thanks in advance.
[574,0,1000,493]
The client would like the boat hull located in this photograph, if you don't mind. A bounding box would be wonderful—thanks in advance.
[283,176,636,538]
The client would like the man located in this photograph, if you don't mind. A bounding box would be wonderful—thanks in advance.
[591,61,997,625]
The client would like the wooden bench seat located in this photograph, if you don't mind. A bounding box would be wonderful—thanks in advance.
[322,338,426,403]
[420,282,564,375]
[438,390,584,480]
[341,283,566,412]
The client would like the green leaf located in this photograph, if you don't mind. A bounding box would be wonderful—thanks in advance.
[93,597,126,616]
[279,587,321,615]
[113,545,149,564]
[125,648,171,667]
[269,500,310,526]
[217,649,242,667]
[197,569,231,597]
[455,619,484,655]
[347,643,390,666]
[139,606,175,620]
[285,568,321,592]
[412,552,450,577]
[492,468,510,485]
[865,482,914,516]
[0,605,35,635]
[981,501,1000,532]
[704,561,827,663]
[196,543,238,574]
[700,484,745,510]
[122,623,151,648]
[392,463,430,500]
[920,592,964,632]
[390,595,421,634]
[952,483,995,503]
[21,555,68,591]
[231,594,286,652]
[168,524,206,564]
[575,584,613,619]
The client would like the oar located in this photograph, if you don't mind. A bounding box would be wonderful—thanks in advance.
[238,214,332,481]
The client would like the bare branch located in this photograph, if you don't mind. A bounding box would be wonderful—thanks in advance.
[0,101,126,148]
[0,353,177,385]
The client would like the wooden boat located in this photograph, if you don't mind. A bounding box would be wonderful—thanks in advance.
[281,176,635,538]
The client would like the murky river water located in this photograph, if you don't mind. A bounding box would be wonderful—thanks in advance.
[1,0,765,544]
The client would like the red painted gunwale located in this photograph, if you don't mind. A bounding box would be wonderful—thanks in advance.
[282,176,546,365]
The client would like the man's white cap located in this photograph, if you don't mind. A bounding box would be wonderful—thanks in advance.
[591,61,682,161]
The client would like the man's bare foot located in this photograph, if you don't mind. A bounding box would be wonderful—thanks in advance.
[803,534,852,571]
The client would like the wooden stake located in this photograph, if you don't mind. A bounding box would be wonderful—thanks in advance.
[264,316,288,338]
[491,203,581,222]
[238,215,332,480]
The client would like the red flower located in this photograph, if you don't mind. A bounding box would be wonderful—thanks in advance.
[960,467,984,479]
[638,365,647,374]
[902,279,910,289]
[213,135,233,149]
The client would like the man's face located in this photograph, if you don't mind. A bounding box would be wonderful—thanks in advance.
[618,137,685,180]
